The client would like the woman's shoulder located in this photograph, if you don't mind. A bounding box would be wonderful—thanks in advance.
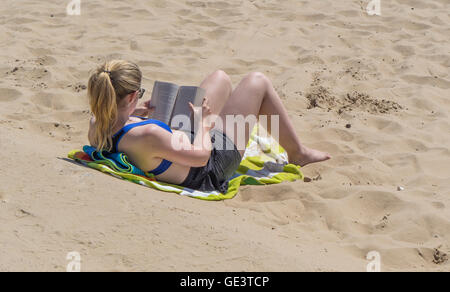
[120,123,166,156]
[118,119,165,144]
[127,122,164,139]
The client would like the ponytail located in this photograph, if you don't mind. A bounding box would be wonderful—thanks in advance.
[87,60,142,151]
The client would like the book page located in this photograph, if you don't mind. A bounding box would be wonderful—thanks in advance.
[169,86,206,132]
[149,81,179,125]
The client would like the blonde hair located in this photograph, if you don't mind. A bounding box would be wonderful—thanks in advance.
[88,60,142,151]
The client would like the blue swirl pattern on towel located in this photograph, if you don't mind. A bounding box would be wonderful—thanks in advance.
[83,145,147,176]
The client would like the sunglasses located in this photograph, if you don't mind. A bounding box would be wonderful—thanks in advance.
[137,88,146,99]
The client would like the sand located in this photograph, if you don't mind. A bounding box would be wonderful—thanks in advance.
[0,0,449,271]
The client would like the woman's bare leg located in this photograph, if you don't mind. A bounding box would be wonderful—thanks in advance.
[218,72,331,167]
[199,70,233,116]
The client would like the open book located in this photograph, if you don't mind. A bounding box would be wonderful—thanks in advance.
[149,81,206,132]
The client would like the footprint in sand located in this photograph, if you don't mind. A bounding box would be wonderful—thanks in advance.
[31,92,67,110]
[10,17,37,25]
[0,190,7,203]
[205,28,228,39]
[137,60,164,68]
[186,1,207,8]
[0,88,22,102]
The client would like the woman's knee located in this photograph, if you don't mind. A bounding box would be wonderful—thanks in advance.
[244,71,269,93]
[211,70,232,91]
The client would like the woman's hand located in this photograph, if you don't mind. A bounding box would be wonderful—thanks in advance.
[144,100,152,109]
[189,96,214,130]
[132,100,155,118]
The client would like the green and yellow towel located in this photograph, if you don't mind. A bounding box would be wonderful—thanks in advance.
[68,126,303,201]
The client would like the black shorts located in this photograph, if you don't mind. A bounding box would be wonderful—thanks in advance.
[180,129,242,193]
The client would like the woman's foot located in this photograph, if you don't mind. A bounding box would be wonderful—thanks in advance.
[289,147,331,167]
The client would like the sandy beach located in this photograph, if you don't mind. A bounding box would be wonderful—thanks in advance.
[0,0,449,271]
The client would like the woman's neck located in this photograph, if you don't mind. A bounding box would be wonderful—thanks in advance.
[112,110,131,133]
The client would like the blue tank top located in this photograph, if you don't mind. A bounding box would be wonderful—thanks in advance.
[111,117,172,176]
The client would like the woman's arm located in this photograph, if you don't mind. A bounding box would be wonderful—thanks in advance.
[141,97,214,167]
[88,116,96,147]
[145,127,212,167]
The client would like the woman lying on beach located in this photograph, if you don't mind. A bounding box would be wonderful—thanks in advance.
[88,60,330,193]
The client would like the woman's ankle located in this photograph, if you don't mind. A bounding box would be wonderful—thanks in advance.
[287,144,307,159]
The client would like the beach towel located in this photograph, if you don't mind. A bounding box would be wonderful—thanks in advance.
[67,126,304,201]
